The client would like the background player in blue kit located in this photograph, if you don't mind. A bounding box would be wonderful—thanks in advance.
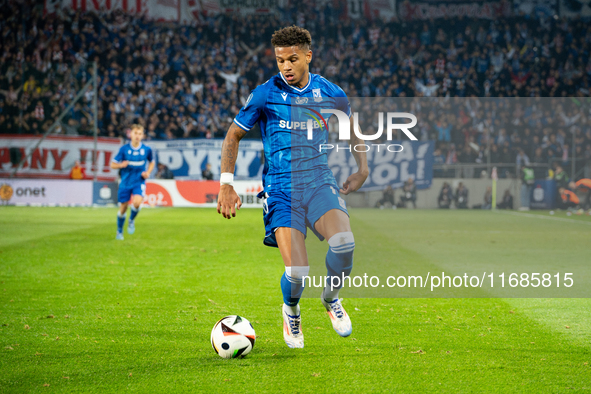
[110,124,155,240]
[217,26,368,348]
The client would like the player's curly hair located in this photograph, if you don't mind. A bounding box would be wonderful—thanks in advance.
[271,26,312,50]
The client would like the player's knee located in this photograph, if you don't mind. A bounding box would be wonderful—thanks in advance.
[328,232,355,254]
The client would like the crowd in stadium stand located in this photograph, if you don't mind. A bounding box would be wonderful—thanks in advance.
[0,0,590,175]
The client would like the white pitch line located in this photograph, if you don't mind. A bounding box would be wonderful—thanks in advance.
[497,210,591,226]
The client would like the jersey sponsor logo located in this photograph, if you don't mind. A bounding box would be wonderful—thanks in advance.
[281,93,288,101]
[278,106,329,132]
[127,160,146,166]
[279,119,323,130]
[295,97,308,104]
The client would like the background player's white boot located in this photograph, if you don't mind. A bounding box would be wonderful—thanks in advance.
[321,291,352,337]
[282,304,304,348]
[127,221,135,234]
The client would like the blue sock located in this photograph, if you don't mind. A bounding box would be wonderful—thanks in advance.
[117,212,126,233]
[130,206,140,222]
[324,232,355,301]
[280,266,309,308]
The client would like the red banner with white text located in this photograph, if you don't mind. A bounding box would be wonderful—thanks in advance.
[0,135,122,181]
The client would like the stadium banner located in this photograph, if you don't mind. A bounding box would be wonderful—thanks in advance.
[364,0,397,20]
[0,179,93,206]
[183,0,282,20]
[0,135,121,181]
[145,139,263,180]
[93,182,119,206]
[44,0,181,21]
[530,180,557,210]
[399,0,512,19]
[329,141,434,192]
[143,179,263,207]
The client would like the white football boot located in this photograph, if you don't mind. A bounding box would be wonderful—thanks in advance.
[282,304,304,348]
[321,292,352,337]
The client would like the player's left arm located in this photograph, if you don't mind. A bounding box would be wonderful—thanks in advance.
[142,148,155,179]
[340,116,369,195]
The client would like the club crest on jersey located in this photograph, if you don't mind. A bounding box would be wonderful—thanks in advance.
[313,89,322,102]
[281,93,288,101]
[140,149,144,155]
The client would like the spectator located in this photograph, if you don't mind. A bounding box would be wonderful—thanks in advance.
[454,182,469,209]
[497,189,514,210]
[202,163,214,181]
[554,166,570,189]
[438,182,453,209]
[155,163,174,179]
[398,178,417,208]
[571,179,591,212]
[375,185,395,209]
[558,187,580,210]
[482,187,493,210]
[520,165,534,210]
[69,161,86,180]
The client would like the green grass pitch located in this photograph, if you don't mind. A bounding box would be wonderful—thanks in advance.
[1,207,590,393]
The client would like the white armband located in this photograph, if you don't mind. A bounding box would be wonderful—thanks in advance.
[220,172,234,186]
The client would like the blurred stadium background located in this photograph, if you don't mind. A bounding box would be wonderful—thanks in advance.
[0,0,590,210]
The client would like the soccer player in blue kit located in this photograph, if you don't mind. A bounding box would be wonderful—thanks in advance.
[217,26,368,348]
[110,124,155,240]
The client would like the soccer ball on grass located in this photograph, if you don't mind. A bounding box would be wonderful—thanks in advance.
[211,315,256,359]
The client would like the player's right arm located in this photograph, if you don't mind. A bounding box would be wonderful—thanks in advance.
[218,123,248,219]
[110,146,129,169]
[110,161,129,169]
[217,85,267,219]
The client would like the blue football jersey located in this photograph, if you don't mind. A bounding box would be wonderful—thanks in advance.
[113,143,153,188]
[234,72,351,193]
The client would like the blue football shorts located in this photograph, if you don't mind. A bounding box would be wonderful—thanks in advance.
[258,184,349,248]
[117,183,146,203]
